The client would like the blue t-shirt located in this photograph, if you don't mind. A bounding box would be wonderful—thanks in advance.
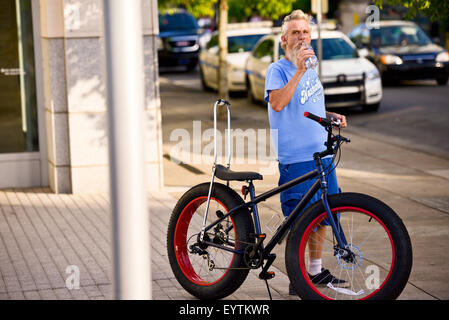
[265,58,327,164]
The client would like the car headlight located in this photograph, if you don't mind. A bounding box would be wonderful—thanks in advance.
[366,68,380,81]
[380,54,403,65]
[156,38,164,50]
[436,51,449,62]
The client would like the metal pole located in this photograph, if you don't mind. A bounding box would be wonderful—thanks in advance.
[103,0,151,299]
[317,0,323,79]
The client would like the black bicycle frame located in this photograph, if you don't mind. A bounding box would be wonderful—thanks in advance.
[201,155,349,259]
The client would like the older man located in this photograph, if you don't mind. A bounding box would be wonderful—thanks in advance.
[265,10,348,294]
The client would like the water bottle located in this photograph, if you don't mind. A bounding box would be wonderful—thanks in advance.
[301,42,318,70]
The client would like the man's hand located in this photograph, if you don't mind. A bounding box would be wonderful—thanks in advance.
[326,111,347,128]
[295,43,314,72]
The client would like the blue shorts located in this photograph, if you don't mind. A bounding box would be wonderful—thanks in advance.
[278,158,340,226]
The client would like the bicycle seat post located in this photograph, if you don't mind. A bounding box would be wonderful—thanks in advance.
[213,99,232,169]
[201,99,232,242]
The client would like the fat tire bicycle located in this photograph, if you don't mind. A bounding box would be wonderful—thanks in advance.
[167,99,413,300]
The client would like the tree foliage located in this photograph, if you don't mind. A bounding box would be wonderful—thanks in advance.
[374,0,449,24]
[158,0,217,18]
[159,0,299,20]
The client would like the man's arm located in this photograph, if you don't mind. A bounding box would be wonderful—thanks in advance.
[268,45,314,112]
[269,68,306,112]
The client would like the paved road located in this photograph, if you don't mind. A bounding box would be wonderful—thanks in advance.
[159,67,449,299]
[160,68,449,160]
[344,80,449,160]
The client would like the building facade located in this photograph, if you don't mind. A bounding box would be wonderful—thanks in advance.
[0,0,163,194]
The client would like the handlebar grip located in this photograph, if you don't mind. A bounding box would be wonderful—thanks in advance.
[304,112,331,127]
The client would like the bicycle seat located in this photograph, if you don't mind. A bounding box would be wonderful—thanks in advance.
[215,164,263,181]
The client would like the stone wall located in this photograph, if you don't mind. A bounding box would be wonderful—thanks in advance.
[39,0,163,193]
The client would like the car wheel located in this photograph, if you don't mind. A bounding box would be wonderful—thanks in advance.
[200,66,213,92]
[363,102,380,112]
[436,76,448,86]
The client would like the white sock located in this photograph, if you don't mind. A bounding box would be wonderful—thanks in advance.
[309,258,322,276]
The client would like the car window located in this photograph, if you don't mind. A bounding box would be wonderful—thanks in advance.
[253,39,274,61]
[206,35,218,50]
[348,25,362,40]
[159,12,199,31]
[371,25,431,47]
[349,25,370,47]
[228,34,267,53]
[207,33,267,53]
[278,44,285,60]
[311,38,358,60]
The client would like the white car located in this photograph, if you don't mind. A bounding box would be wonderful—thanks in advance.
[199,23,273,92]
[245,29,383,111]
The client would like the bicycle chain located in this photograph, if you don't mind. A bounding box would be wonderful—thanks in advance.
[188,231,258,270]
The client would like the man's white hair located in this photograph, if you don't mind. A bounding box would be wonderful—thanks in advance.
[280,10,313,50]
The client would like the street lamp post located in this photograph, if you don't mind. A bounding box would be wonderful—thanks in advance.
[316,0,323,79]
[103,0,151,300]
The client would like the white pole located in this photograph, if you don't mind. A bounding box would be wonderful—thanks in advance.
[103,0,151,299]
[317,0,323,79]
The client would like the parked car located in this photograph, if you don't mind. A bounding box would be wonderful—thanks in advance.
[199,22,273,92]
[157,9,202,71]
[245,29,383,111]
[348,20,449,85]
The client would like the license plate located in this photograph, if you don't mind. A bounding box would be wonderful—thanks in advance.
[179,59,190,65]
[176,41,189,46]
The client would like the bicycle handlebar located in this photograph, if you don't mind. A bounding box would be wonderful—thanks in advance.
[303,111,332,127]
[304,111,350,159]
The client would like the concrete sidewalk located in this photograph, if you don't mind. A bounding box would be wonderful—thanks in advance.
[0,188,293,300]
[2,132,449,299]
[1,75,448,300]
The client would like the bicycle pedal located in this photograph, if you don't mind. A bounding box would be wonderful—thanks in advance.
[259,270,275,280]
[248,233,265,239]
[250,233,266,240]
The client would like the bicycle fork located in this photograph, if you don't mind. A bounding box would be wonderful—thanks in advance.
[315,155,349,253]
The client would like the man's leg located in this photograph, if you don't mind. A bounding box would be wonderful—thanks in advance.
[308,224,326,275]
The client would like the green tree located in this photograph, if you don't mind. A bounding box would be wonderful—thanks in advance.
[228,0,297,21]
[374,0,449,24]
[158,0,217,18]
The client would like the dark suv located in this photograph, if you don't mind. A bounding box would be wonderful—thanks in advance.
[157,10,201,71]
[348,21,449,85]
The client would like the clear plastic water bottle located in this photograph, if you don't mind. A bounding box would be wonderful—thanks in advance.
[302,42,318,70]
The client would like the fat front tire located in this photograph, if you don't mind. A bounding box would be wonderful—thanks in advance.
[286,192,412,300]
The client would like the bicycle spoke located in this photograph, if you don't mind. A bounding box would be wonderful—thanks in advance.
[297,206,398,300]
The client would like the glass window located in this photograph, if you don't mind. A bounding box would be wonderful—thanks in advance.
[228,34,266,53]
[371,25,431,47]
[207,33,267,54]
[159,12,199,31]
[206,35,218,50]
[0,0,39,153]
[279,44,285,59]
[311,38,358,60]
[348,24,362,40]
[253,39,274,61]
[349,24,370,47]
